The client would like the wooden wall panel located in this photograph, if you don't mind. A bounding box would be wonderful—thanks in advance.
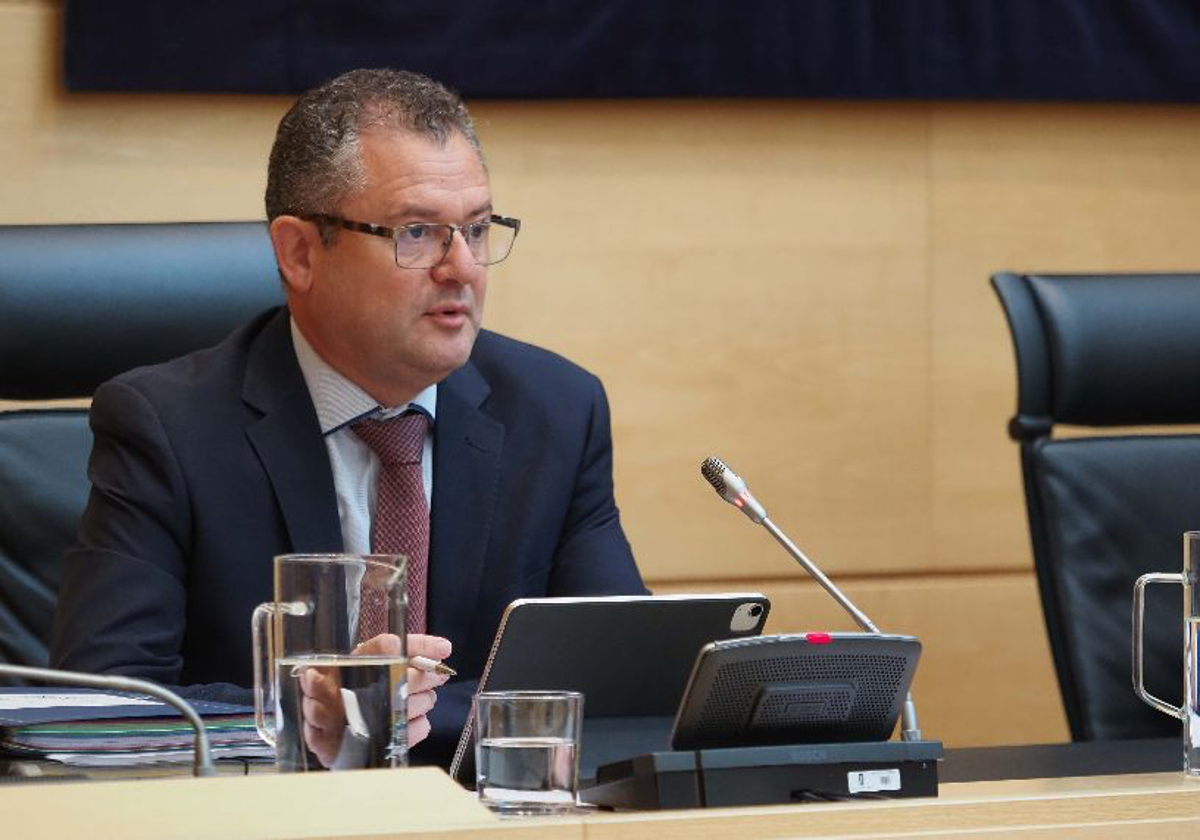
[0,5,280,224]
[478,101,934,582]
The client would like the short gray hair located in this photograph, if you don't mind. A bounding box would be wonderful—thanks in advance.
[264,69,481,238]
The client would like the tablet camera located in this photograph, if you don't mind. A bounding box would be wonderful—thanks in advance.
[730,602,766,632]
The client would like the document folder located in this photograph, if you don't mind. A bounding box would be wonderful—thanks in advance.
[0,688,267,765]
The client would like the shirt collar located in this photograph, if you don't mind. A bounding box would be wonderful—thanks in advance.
[290,317,437,436]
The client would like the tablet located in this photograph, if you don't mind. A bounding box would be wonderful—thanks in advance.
[449,593,771,783]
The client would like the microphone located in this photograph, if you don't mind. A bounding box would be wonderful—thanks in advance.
[699,456,922,741]
[699,457,767,523]
[0,663,216,777]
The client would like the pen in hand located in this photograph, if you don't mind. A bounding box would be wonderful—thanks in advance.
[411,656,456,677]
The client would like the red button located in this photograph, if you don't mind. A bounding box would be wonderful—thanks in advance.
[805,632,833,645]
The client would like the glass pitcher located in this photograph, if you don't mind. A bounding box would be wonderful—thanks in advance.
[251,553,408,771]
[1133,531,1200,776]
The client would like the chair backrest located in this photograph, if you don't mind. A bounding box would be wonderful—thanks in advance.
[992,271,1200,741]
[0,222,282,676]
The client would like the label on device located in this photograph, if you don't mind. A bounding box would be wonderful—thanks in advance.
[847,768,901,793]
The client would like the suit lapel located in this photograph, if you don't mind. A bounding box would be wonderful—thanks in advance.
[242,310,343,554]
[428,358,504,645]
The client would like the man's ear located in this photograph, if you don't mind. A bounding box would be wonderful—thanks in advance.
[269,216,320,293]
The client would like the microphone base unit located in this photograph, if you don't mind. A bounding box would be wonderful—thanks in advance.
[583,739,943,810]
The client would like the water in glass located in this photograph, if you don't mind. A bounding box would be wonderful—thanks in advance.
[274,654,407,771]
[477,735,579,813]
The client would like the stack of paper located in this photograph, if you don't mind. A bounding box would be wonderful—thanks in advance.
[0,688,272,766]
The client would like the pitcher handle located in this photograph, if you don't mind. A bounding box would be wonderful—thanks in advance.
[251,602,278,747]
[1133,572,1186,720]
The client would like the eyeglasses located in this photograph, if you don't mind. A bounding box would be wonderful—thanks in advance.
[301,213,521,269]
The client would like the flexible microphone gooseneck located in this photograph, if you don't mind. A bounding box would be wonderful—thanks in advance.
[700,456,922,741]
[0,663,216,777]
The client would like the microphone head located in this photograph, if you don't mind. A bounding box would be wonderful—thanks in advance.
[700,456,729,494]
[699,455,767,522]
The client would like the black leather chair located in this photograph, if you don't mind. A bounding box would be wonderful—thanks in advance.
[0,222,282,680]
[992,271,1200,741]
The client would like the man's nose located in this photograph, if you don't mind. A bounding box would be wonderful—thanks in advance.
[430,229,477,282]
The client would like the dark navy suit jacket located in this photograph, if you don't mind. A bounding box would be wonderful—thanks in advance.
[50,307,645,765]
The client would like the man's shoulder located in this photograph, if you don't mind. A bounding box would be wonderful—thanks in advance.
[462,330,608,435]
[469,329,598,386]
[101,306,283,402]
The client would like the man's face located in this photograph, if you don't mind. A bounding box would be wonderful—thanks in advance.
[291,128,491,405]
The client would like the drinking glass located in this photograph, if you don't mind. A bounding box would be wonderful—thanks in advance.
[1133,531,1200,776]
[251,553,408,771]
[474,690,584,815]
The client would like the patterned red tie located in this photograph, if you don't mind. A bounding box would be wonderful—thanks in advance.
[352,412,430,637]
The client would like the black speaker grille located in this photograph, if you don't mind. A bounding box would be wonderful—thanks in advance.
[695,653,909,741]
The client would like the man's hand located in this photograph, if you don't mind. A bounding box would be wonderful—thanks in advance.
[297,633,453,766]
[297,663,346,768]
[399,633,453,747]
[349,633,452,747]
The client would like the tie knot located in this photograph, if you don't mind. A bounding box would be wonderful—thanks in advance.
[352,412,428,466]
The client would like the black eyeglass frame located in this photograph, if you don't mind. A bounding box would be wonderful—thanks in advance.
[299,213,521,268]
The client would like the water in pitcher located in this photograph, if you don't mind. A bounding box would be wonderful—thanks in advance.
[274,654,407,771]
[476,736,578,812]
[1187,617,1200,775]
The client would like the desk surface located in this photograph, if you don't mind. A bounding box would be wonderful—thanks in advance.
[591,772,1200,839]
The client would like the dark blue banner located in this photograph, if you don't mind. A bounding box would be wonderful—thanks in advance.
[63,1,1200,102]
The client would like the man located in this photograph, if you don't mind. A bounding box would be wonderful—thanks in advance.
[50,69,645,766]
